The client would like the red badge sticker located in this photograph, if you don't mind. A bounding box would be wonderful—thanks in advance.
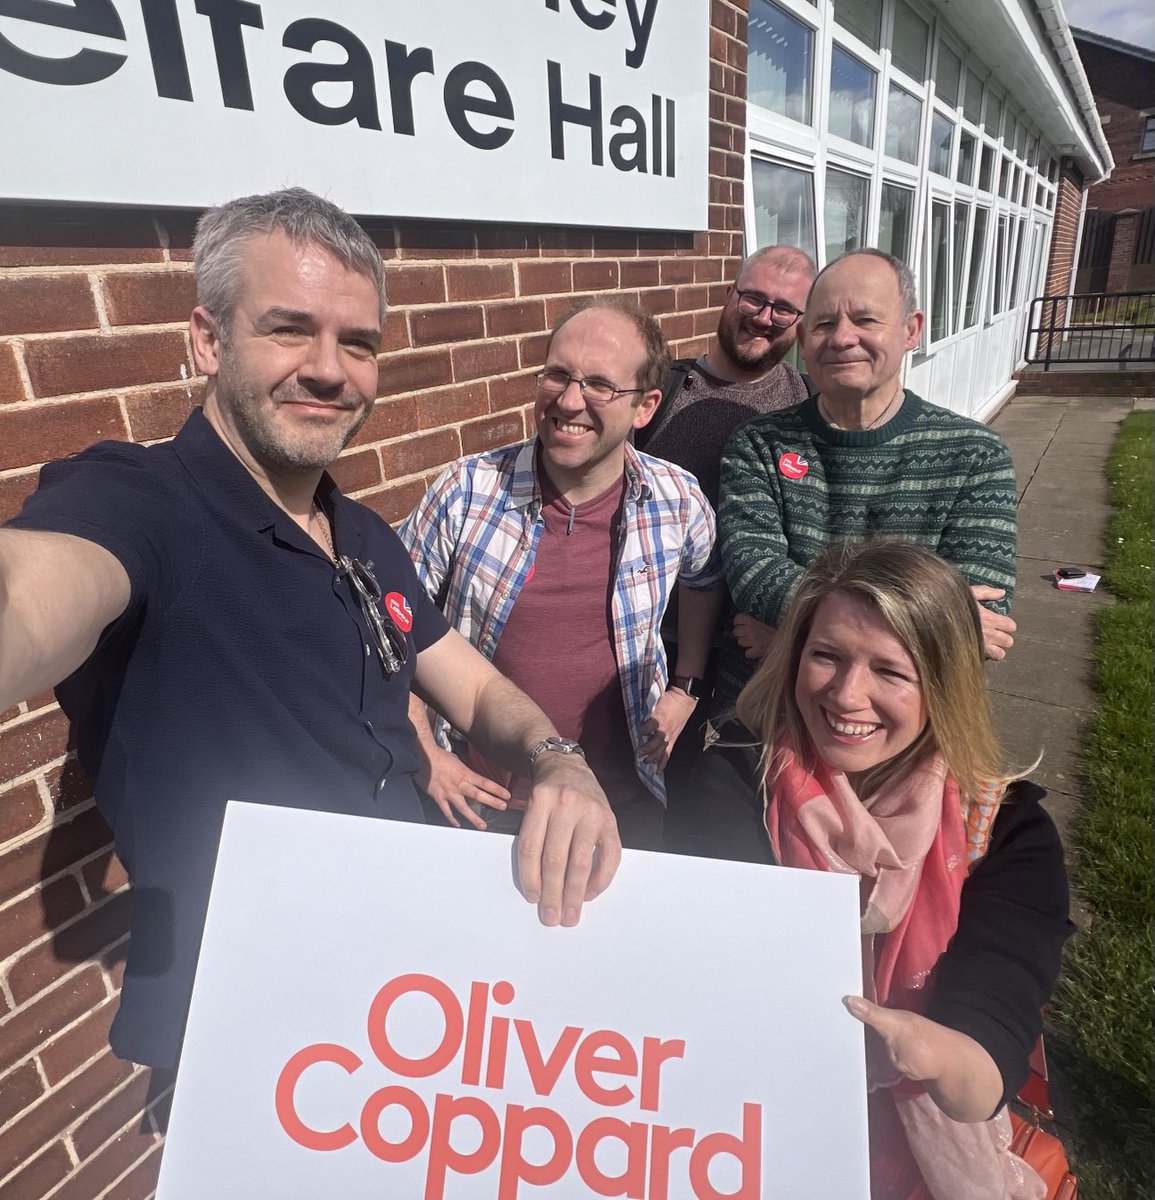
[777,451,809,480]
[384,592,413,632]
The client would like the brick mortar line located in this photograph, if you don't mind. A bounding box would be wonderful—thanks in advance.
[0,1050,151,1193]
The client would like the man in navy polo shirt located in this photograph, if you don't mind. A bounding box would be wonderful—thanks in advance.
[0,188,620,1070]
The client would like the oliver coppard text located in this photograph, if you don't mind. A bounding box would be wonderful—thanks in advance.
[0,0,681,176]
[275,972,763,1199]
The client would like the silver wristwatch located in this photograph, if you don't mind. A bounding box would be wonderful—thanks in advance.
[527,736,586,769]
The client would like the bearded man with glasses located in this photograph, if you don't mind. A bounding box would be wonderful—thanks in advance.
[400,297,724,851]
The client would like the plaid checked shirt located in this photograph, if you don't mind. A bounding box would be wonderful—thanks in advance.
[398,438,721,803]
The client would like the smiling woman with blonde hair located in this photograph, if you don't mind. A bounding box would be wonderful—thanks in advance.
[735,539,1070,1200]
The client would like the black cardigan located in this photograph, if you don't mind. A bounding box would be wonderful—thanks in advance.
[666,745,1072,1104]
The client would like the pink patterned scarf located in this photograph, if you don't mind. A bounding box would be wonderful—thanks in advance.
[764,746,1044,1200]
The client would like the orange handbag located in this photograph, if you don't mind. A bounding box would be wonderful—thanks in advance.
[1011,1035,1078,1200]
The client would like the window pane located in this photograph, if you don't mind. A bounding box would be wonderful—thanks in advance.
[993,215,1008,314]
[885,83,921,163]
[1001,105,1015,141]
[957,132,976,185]
[748,0,814,123]
[935,43,961,107]
[983,90,1002,134]
[752,159,817,260]
[1009,217,1026,304]
[979,144,994,191]
[1015,121,1028,157]
[824,168,869,263]
[879,183,915,260]
[829,46,876,147]
[832,0,881,49]
[964,207,989,327]
[998,157,1011,198]
[952,202,969,330]
[891,0,928,79]
[1143,116,1155,152]
[930,200,951,340]
[963,69,983,123]
[929,112,953,175]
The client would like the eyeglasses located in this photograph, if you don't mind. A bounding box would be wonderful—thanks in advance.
[734,291,804,328]
[335,556,408,676]
[535,369,645,407]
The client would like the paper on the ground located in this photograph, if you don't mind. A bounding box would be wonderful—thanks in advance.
[157,802,870,1199]
[1056,571,1101,592]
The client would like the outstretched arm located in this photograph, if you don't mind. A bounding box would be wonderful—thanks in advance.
[0,529,130,711]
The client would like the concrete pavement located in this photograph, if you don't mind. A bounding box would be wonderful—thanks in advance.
[988,389,1153,912]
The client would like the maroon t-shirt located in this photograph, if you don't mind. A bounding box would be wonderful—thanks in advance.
[465,469,648,810]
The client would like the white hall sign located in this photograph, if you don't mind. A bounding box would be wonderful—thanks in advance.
[0,0,708,230]
[156,802,870,1198]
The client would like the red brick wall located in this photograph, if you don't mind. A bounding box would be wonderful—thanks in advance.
[1043,159,1087,303]
[1074,35,1155,215]
[0,5,749,1195]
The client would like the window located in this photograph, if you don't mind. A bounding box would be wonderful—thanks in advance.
[1142,116,1155,153]
[832,0,881,49]
[983,90,1002,135]
[935,44,962,108]
[885,83,921,163]
[998,156,1011,198]
[1009,218,1026,304]
[748,0,814,123]
[752,159,817,259]
[891,1,929,79]
[929,200,951,341]
[929,112,953,175]
[825,168,869,263]
[978,144,994,191]
[964,207,989,327]
[829,46,876,147]
[879,183,915,260]
[992,215,1008,314]
[952,202,969,330]
[963,69,983,123]
[957,132,976,185]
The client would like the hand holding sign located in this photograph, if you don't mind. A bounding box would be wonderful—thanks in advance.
[843,996,1003,1123]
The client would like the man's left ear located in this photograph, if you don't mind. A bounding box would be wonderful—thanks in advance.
[633,388,663,429]
[904,310,925,350]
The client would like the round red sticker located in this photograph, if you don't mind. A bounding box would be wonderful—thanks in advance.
[777,451,809,480]
[384,592,413,632]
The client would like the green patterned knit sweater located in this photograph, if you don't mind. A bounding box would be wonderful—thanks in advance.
[715,390,1016,703]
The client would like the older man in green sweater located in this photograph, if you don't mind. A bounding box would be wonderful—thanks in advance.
[714,248,1017,709]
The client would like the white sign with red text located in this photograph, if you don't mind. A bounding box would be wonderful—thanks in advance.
[156,802,870,1198]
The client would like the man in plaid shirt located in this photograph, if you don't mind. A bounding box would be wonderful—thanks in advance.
[400,297,723,850]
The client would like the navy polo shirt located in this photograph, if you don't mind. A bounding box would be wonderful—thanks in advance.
[8,408,449,1067]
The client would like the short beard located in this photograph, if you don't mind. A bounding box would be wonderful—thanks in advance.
[217,350,370,472]
[717,315,792,374]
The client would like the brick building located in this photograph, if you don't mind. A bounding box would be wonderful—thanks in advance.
[0,1,1108,1196]
[1072,29,1155,292]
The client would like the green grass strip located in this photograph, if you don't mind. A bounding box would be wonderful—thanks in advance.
[1050,410,1154,1199]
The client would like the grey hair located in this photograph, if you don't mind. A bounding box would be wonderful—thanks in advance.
[812,249,920,318]
[735,244,817,287]
[192,187,387,333]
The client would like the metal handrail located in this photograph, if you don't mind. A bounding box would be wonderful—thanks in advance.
[1025,291,1155,371]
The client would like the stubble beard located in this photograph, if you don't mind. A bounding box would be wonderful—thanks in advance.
[217,352,371,473]
[717,312,792,375]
